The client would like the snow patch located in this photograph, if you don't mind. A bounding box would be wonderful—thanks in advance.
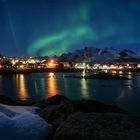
[0,104,52,140]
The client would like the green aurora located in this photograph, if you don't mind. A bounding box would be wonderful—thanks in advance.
[28,1,92,56]
[1,0,140,56]
[28,26,95,56]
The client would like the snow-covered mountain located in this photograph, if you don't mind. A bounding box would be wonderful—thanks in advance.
[59,47,140,62]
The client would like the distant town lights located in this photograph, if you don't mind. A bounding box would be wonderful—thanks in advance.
[50,60,54,63]
[19,65,24,69]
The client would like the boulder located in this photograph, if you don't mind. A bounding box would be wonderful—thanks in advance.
[72,99,125,113]
[38,95,73,129]
[35,95,71,109]
[53,112,140,140]
[37,95,126,130]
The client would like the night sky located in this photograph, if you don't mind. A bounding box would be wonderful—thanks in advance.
[0,0,140,56]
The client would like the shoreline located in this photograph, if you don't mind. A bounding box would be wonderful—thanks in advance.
[0,68,83,74]
[0,68,140,74]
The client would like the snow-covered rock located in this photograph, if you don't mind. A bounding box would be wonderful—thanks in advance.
[0,104,52,140]
[59,47,140,62]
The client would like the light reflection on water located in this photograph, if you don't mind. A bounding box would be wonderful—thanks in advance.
[16,74,29,101]
[47,73,58,97]
[0,72,140,113]
[80,78,89,98]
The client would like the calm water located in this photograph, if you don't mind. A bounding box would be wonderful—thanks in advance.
[0,72,140,114]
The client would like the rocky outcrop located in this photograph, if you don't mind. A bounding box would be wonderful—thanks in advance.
[72,99,125,113]
[37,95,125,131]
[53,112,140,140]
[35,95,71,109]
[37,95,73,129]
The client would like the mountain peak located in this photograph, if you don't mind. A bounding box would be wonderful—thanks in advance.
[59,47,139,62]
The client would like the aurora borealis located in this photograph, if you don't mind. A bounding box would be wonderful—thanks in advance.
[0,0,140,56]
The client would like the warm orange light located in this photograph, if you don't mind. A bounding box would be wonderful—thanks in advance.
[47,73,58,96]
[50,60,54,63]
[137,64,140,68]
[119,71,123,74]
[118,66,123,69]
[16,74,28,101]
[49,72,54,78]
[0,64,2,69]
[47,60,56,68]
[19,65,24,68]
[48,63,55,68]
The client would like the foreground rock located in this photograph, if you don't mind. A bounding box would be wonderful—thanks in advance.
[72,99,125,113]
[37,95,125,131]
[0,95,136,140]
[35,95,71,109]
[37,95,73,129]
[53,112,140,140]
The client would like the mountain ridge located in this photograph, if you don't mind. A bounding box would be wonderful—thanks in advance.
[59,47,140,62]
